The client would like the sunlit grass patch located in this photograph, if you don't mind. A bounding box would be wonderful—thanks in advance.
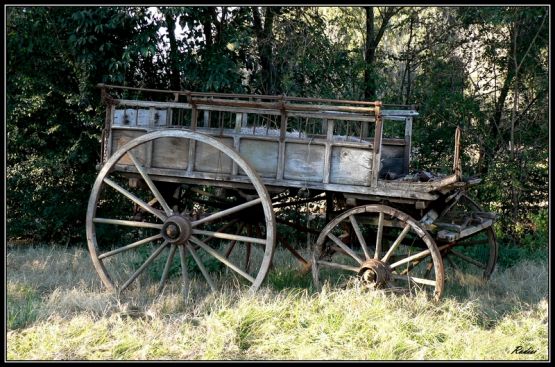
[6,244,549,360]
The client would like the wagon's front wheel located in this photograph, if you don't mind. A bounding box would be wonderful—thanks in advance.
[86,130,276,298]
[312,204,445,301]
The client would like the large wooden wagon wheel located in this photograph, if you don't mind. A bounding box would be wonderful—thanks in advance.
[86,130,276,297]
[436,193,498,281]
[312,204,445,301]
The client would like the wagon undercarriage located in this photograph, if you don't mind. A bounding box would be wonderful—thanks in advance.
[86,84,498,301]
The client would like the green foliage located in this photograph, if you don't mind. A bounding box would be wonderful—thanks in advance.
[6,6,549,247]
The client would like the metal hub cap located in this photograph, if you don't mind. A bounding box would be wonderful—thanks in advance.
[161,215,192,244]
[358,259,391,288]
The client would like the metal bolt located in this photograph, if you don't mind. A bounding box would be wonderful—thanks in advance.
[165,224,179,239]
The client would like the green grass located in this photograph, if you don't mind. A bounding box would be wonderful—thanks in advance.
[6,243,549,360]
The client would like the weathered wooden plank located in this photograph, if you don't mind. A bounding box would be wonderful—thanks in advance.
[329,146,372,186]
[287,111,376,122]
[151,137,189,170]
[116,163,439,201]
[378,174,459,192]
[117,99,193,110]
[370,113,383,187]
[110,129,148,165]
[323,120,334,184]
[194,137,234,174]
[238,139,279,178]
[283,142,325,182]
[381,109,419,117]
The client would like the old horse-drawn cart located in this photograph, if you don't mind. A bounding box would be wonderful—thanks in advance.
[86,84,497,300]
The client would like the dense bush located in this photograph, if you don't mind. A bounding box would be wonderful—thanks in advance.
[6,6,548,248]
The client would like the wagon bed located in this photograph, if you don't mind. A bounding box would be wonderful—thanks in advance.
[99,84,473,206]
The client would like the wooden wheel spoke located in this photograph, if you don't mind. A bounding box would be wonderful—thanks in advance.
[158,244,178,293]
[203,219,240,243]
[189,236,256,284]
[389,248,432,269]
[127,152,173,216]
[374,211,384,259]
[98,234,163,260]
[349,215,371,260]
[327,233,363,265]
[186,241,217,292]
[178,245,190,298]
[191,198,262,227]
[245,225,253,273]
[316,260,359,273]
[225,222,245,258]
[192,229,267,245]
[449,249,487,269]
[93,217,163,229]
[103,177,166,221]
[381,224,411,263]
[391,274,436,287]
[119,240,169,292]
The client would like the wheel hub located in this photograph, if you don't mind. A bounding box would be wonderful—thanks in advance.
[358,259,391,288]
[161,215,192,244]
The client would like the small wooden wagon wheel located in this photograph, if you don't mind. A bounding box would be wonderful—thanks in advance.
[86,130,276,296]
[437,193,498,281]
[312,204,445,301]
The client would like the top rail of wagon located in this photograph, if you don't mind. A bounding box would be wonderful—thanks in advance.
[98,84,420,121]
[97,83,383,106]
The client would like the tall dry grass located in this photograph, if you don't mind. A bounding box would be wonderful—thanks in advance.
[6,244,549,360]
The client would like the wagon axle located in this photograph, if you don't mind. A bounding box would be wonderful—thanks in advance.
[161,215,192,244]
[358,259,391,288]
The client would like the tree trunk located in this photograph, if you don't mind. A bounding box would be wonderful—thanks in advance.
[252,6,281,94]
[364,6,376,100]
[165,12,181,91]
[477,26,517,177]
[202,7,215,49]
[364,7,400,101]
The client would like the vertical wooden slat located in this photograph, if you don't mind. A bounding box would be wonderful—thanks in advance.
[370,105,383,187]
[361,121,369,141]
[453,126,462,180]
[187,105,198,173]
[235,112,243,133]
[107,106,115,156]
[203,110,210,128]
[403,117,413,175]
[323,119,333,184]
[276,110,287,180]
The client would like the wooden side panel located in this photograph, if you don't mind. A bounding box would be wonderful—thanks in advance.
[330,147,372,185]
[380,144,405,176]
[151,137,189,170]
[239,139,279,177]
[110,129,147,165]
[283,142,325,182]
[113,108,167,127]
[137,109,150,127]
[194,137,234,174]
[113,109,137,127]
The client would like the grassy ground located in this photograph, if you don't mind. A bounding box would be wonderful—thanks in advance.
[6,243,549,360]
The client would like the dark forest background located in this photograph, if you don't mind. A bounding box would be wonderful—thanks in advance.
[6,6,549,250]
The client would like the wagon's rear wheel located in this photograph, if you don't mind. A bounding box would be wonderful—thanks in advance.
[438,193,498,281]
[312,204,445,301]
[86,130,276,297]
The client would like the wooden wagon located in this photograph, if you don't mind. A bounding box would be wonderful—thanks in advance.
[86,84,497,300]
